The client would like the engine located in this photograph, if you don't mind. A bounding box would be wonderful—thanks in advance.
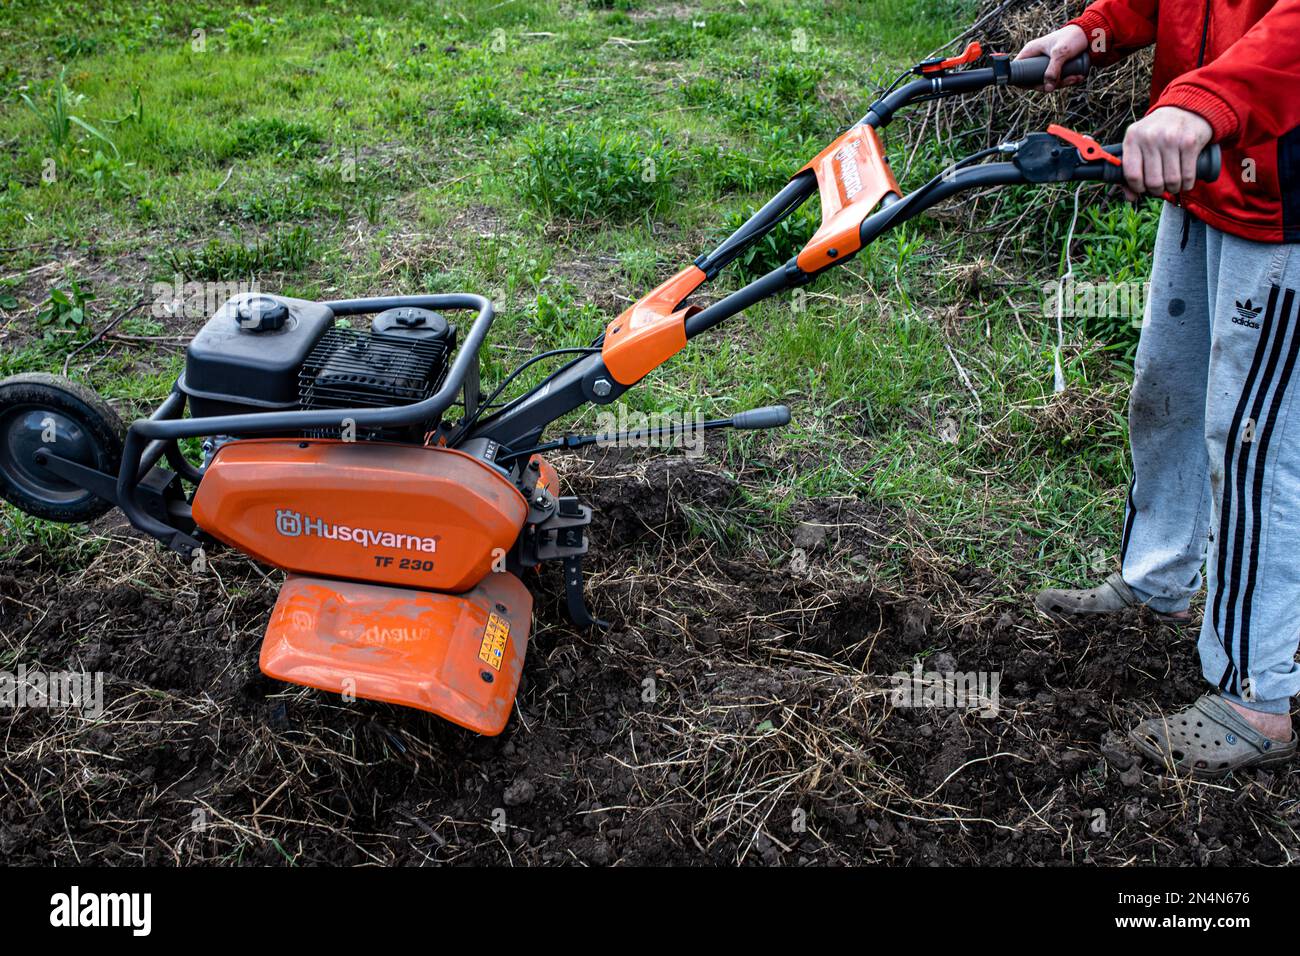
[180,294,454,440]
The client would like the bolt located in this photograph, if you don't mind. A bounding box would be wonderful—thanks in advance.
[480,670,494,683]
[827,248,838,257]
[495,603,507,613]
[592,378,612,397]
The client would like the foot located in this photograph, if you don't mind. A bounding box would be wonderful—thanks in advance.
[1224,699,1293,742]
[1128,694,1296,778]
[1034,571,1191,624]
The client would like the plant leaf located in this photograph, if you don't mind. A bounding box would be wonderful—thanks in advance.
[69,115,119,157]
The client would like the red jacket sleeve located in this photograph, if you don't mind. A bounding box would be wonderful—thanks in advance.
[1153,0,1300,146]
[1067,0,1158,69]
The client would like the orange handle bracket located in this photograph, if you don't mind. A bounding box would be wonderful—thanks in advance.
[794,124,899,274]
[600,265,705,386]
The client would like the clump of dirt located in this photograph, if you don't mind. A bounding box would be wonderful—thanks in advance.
[1,455,1297,866]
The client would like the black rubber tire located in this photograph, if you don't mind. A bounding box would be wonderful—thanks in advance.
[0,372,124,523]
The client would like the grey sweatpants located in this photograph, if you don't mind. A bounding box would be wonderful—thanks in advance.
[1121,203,1300,714]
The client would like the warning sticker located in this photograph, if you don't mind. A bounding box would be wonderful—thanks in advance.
[478,613,510,671]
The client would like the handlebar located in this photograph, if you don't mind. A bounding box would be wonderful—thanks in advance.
[1100,143,1221,184]
[475,42,1213,452]
[864,51,1091,127]
[1007,52,1091,87]
[851,140,1221,257]
[731,405,791,429]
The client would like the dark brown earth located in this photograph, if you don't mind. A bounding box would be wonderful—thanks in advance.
[1,455,1297,866]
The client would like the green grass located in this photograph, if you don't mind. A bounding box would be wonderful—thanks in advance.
[518,122,679,221]
[163,226,316,281]
[0,0,1152,591]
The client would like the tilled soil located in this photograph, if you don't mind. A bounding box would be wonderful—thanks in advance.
[2,456,1297,866]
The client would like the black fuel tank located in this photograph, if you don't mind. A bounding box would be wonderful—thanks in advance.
[181,293,334,417]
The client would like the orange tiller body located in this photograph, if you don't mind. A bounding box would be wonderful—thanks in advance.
[191,439,528,593]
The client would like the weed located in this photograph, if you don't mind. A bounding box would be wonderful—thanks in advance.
[732,89,827,139]
[618,245,660,289]
[446,76,515,134]
[517,123,678,221]
[106,87,146,128]
[717,203,820,278]
[681,77,724,107]
[765,64,821,104]
[530,288,605,345]
[36,275,94,343]
[336,17,392,63]
[165,227,316,281]
[650,27,701,60]
[694,142,792,196]
[225,8,283,52]
[18,67,118,164]
[212,179,316,223]
[223,117,323,161]
[54,34,101,60]
[0,507,98,560]
[1074,201,1158,360]
[76,150,135,198]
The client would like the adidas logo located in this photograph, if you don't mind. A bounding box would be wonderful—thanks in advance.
[1233,299,1263,328]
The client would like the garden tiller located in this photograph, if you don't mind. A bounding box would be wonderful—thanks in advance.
[0,47,1218,734]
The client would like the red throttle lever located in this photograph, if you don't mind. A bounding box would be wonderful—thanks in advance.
[916,41,983,75]
[1046,124,1121,167]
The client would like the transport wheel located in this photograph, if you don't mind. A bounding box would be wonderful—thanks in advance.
[0,373,124,522]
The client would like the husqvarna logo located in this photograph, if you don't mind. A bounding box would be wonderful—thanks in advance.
[276,510,303,536]
[273,509,437,554]
[836,144,864,200]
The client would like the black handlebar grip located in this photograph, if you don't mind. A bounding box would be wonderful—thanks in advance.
[1008,52,1091,87]
[731,405,791,430]
[1199,143,1222,183]
[1101,144,1222,185]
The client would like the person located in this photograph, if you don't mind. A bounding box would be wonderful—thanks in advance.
[1019,0,1300,777]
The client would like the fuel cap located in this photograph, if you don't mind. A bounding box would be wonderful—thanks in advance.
[234,295,289,332]
[372,306,450,340]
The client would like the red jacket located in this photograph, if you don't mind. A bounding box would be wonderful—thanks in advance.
[1070,0,1300,242]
